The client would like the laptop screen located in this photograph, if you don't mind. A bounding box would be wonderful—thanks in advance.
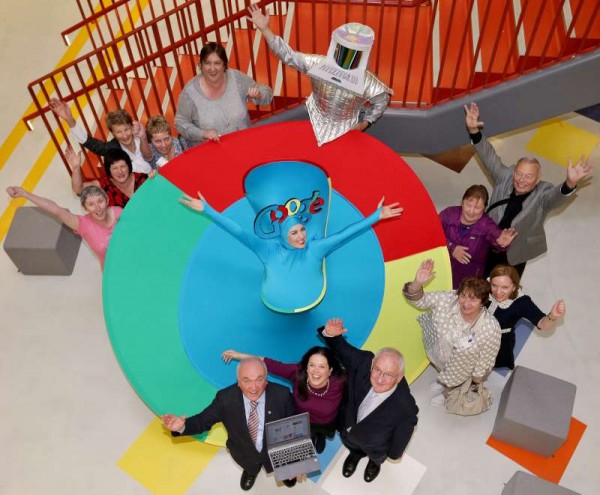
[266,413,310,448]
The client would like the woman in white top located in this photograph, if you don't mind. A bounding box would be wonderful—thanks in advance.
[403,259,501,407]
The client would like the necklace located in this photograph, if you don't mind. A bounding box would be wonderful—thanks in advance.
[307,379,330,397]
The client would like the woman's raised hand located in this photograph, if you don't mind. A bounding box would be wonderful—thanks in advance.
[180,191,206,212]
[222,350,244,364]
[6,186,26,199]
[65,146,82,169]
[49,98,73,122]
[415,258,435,285]
[550,300,566,320]
[378,197,404,219]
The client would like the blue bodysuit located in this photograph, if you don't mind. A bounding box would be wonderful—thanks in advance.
[202,202,381,313]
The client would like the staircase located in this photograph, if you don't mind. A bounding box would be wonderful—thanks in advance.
[23,0,600,177]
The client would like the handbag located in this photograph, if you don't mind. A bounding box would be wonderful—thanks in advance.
[444,377,493,416]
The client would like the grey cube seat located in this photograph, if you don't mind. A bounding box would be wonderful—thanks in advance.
[4,207,82,275]
[502,471,580,495]
[492,366,576,457]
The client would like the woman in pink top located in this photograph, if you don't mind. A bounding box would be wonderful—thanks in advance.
[6,185,122,269]
[223,346,346,453]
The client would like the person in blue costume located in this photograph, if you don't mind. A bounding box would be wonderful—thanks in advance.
[180,192,403,313]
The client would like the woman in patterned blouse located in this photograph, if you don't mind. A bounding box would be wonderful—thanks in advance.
[67,147,153,209]
[403,259,501,408]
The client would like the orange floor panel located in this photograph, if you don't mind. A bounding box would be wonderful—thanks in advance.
[487,417,587,484]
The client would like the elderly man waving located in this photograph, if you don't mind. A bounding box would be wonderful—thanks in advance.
[319,318,418,483]
[465,102,593,277]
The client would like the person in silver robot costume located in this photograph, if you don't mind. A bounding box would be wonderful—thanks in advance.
[248,5,392,146]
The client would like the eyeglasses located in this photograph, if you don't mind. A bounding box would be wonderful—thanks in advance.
[371,365,401,381]
[514,171,536,181]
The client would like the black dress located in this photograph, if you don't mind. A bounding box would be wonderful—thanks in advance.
[490,295,545,369]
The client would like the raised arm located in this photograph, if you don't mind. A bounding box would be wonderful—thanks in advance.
[464,102,484,134]
[566,156,593,189]
[65,146,99,195]
[404,258,435,297]
[247,5,276,43]
[537,299,566,331]
[180,192,263,254]
[222,349,263,364]
[465,102,510,184]
[248,5,312,73]
[315,197,402,257]
[6,186,79,231]
[133,121,154,163]
[320,318,373,371]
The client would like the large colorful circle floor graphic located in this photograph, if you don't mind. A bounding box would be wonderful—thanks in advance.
[103,121,451,446]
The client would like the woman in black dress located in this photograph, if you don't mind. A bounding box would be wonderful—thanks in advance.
[489,264,565,369]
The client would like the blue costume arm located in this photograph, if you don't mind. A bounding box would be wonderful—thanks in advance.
[314,208,381,257]
[202,202,265,255]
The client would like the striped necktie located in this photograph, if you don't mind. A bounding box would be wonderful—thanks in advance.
[248,400,259,446]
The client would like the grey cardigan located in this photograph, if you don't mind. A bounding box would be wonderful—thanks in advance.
[175,69,273,147]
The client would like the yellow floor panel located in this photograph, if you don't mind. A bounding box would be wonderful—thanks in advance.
[526,119,600,167]
[117,417,221,495]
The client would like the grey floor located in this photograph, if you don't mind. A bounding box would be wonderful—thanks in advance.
[1,2,598,494]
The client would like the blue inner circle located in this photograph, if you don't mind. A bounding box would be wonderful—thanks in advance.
[179,191,385,389]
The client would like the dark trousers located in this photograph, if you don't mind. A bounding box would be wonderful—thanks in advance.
[342,434,386,466]
[485,250,526,278]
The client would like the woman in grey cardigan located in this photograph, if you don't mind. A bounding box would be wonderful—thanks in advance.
[175,42,273,147]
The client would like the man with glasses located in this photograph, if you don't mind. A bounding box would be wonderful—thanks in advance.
[320,319,418,483]
[161,358,296,491]
[465,102,593,277]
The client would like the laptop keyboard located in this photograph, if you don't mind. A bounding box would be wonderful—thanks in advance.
[270,442,315,468]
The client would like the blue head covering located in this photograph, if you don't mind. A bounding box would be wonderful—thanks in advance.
[280,216,305,249]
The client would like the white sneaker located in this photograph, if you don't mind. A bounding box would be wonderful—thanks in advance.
[429,380,445,394]
[429,393,445,407]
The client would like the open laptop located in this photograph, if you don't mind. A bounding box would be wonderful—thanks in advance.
[266,412,321,481]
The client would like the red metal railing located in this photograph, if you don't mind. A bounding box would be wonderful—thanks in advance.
[24,0,600,178]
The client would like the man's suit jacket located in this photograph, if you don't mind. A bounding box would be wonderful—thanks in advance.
[322,330,419,461]
[173,382,295,475]
[474,137,571,265]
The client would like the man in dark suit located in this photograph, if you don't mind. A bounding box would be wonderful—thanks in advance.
[465,102,593,277]
[320,318,419,483]
[161,358,296,490]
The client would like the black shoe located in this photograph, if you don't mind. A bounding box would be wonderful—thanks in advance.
[282,478,297,488]
[240,470,257,491]
[363,459,381,483]
[342,454,360,478]
[314,433,326,454]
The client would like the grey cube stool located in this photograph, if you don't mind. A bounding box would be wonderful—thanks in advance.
[492,366,576,457]
[4,207,82,275]
[502,471,580,495]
